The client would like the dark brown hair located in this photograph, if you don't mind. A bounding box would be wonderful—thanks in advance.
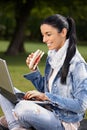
[41,14,77,84]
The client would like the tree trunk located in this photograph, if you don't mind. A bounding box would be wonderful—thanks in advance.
[5,0,36,55]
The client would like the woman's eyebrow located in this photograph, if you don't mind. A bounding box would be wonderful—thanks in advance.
[45,31,51,34]
[41,31,51,35]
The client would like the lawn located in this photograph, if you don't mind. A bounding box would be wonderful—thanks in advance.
[0,40,48,91]
[0,40,87,117]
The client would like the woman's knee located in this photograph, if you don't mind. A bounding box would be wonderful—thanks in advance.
[13,100,37,118]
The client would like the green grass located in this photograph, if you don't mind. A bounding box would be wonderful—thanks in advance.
[0,41,48,92]
[0,40,87,117]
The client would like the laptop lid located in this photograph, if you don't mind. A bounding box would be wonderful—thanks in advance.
[0,58,18,104]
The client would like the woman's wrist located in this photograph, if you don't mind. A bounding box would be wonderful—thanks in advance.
[42,93,49,101]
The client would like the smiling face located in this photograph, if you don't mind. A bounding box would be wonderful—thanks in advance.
[40,24,67,50]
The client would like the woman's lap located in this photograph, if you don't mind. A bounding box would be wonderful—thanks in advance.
[14,100,64,130]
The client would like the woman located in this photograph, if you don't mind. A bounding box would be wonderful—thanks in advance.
[0,14,87,130]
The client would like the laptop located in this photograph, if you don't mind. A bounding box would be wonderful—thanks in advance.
[0,58,50,106]
[0,58,25,104]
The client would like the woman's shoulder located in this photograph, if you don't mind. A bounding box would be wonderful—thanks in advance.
[70,49,87,72]
[71,49,86,64]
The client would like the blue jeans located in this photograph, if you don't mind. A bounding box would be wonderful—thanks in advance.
[0,89,64,130]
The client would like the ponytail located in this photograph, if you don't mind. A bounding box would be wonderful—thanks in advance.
[61,17,77,84]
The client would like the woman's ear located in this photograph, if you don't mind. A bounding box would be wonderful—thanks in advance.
[61,28,67,37]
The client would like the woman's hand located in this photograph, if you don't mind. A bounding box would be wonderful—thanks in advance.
[26,53,35,71]
[24,90,49,101]
[26,50,44,71]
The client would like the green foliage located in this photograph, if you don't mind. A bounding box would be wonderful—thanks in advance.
[25,7,55,40]
[0,1,15,39]
[0,0,87,41]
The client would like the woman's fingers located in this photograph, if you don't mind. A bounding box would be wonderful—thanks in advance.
[26,50,44,70]
[24,90,37,100]
[24,90,49,101]
[26,53,34,68]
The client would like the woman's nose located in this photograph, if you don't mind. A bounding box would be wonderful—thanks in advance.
[43,36,47,43]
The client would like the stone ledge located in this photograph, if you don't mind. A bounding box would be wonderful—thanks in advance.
[0,119,87,130]
[28,128,35,130]
[78,119,87,130]
[29,119,87,130]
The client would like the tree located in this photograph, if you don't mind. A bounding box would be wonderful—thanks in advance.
[4,0,36,55]
[3,0,55,55]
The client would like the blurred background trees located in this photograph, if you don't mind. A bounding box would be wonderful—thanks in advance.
[0,0,87,55]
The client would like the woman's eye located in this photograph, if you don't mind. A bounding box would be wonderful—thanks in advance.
[47,33,51,36]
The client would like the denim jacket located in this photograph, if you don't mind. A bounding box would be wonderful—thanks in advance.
[24,49,87,123]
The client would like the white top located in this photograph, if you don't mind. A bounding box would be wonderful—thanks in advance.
[62,121,80,130]
[48,68,58,92]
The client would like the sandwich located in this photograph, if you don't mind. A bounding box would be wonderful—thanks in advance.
[29,49,44,70]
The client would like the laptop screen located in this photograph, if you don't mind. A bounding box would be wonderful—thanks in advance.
[0,59,15,95]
